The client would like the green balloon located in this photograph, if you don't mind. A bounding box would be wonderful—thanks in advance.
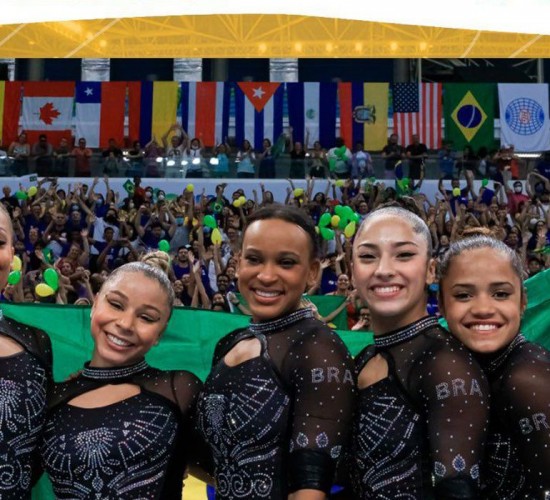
[338,216,348,230]
[15,191,28,200]
[158,239,170,253]
[203,215,218,229]
[334,205,344,216]
[44,268,59,291]
[320,227,335,241]
[342,205,354,219]
[42,249,53,264]
[7,271,20,285]
[482,178,489,187]
[319,212,332,227]
[351,212,361,223]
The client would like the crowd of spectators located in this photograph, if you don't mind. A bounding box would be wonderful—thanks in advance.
[1,137,549,332]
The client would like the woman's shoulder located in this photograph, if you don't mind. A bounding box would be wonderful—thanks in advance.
[499,340,550,389]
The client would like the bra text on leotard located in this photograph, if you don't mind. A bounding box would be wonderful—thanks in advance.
[311,367,354,385]
[519,412,549,434]
[435,378,484,400]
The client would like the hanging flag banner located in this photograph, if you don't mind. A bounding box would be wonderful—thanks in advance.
[74,82,126,148]
[180,82,230,147]
[393,82,442,150]
[286,82,337,149]
[444,83,495,151]
[0,81,22,147]
[338,82,389,151]
[20,81,74,146]
[234,82,284,150]
[498,83,550,152]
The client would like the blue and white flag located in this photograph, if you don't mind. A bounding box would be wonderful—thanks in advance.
[498,83,550,152]
[286,82,337,148]
[234,82,284,151]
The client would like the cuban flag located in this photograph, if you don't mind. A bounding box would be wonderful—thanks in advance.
[74,82,126,148]
[234,82,284,151]
[498,83,550,152]
[180,82,230,147]
[286,82,337,149]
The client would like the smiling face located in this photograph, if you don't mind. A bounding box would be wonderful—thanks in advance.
[90,271,171,367]
[238,218,319,322]
[352,214,435,334]
[440,248,525,354]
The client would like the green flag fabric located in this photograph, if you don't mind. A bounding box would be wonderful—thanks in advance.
[443,83,496,152]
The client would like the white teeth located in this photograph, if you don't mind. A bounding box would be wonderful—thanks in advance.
[255,290,280,298]
[373,286,400,294]
[470,324,498,331]
[107,334,132,347]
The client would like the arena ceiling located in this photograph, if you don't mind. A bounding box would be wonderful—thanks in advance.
[1,1,550,59]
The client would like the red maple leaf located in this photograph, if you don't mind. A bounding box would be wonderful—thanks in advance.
[39,102,61,125]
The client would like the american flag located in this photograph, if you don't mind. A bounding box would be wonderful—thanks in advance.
[393,82,442,149]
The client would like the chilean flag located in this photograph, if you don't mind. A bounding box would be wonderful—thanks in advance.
[21,81,74,146]
[180,82,230,147]
[234,82,284,150]
[75,82,126,148]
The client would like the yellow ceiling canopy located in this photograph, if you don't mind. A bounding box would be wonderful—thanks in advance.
[1,1,550,58]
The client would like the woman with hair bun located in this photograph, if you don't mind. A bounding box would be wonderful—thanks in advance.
[40,252,202,499]
[439,234,550,497]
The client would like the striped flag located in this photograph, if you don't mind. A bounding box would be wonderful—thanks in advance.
[74,82,126,148]
[180,82,230,147]
[339,82,389,150]
[393,82,442,149]
[20,81,74,146]
[128,81,179,146]
[286,82,337,148]
[0,81,22,146]
[234,82,284,150]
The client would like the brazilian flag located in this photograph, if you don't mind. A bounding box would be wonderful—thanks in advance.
[443,83,495,152]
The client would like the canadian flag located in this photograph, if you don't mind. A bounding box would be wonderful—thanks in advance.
[21,82,74,146]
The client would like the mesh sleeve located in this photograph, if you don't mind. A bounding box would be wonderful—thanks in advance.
[410,343,489,497]
[499,348,550,492]
[282,328,356,493]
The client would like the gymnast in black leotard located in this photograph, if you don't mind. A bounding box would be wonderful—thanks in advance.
[439,234,550,498]
[0,204,52,499]
[196,205,355,500]
[40,254,202,499]
[349,206,490,499]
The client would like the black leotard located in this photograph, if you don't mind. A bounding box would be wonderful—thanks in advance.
[0,312,52,499]
[349,316,490,499]
[196,308,356,499]
[41,360,201,499]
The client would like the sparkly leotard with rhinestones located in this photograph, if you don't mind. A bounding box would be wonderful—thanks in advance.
[475,334,550,498]
[349,316,490,499]
[196,308,355,499]
[0,313,52,500]
[41,361,202,499]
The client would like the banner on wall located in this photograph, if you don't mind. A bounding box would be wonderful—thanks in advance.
[443,83,495,152]
[74,82,127,148]
[234,82,284,151]
[338,82,389,151]
[0,81,22,147]
[498,83,550,152]
[20,81,74,146]
[286,82,337,149]
[393,82,442,149]
[180,82,231,148]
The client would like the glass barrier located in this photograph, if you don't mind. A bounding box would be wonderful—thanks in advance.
[0,150,538,180]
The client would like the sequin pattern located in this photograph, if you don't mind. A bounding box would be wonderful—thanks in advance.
[197,312,355,499]
[350,317,489,498]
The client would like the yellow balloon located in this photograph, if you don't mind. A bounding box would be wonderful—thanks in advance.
[27,186,38,197]
[186,183,194,192]
[11,255,22,272]
[211,228,223,245]
[184,217,199,227]
[331,215,340,228]
[35,283,55,298]
[239,195,246,204]
[344,221,356,239]
[293,188,304,198]
[233,199,242,208]
[335,179,345,188]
